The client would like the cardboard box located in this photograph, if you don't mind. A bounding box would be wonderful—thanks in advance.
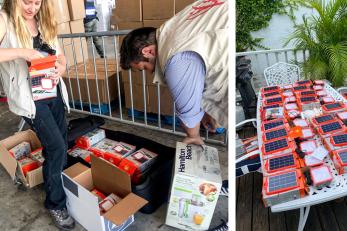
[112,0,142,22]
[143,19,167,28]
[166,142,222,230]
[121,69,153,85]
[123,83,149,112]
[67,0,86,20]
[63,59,121,104]
[60,37,89,67]
[123,82,174,115]
[0,130,43,188]
[113,21,144,47]
[69,19,85,34]
[143,0,174,20]
[53,0,70,24]
[62,155,148,231]
[57,22,71,35]
[175,0,195,14]
[147,84,174,115]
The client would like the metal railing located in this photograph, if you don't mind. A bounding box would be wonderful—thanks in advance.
[236,48,308,89]
[58,31,227,145]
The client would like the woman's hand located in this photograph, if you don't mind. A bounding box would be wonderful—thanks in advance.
[21,48,44,61]
[52,54,66,85]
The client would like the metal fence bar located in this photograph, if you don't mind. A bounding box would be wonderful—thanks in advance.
[157,83,161,128]
[90,38,102,114]
[128,70,135,122]
[173,102,176,133]
[285,51,289,63]
[114,35,123,120]
[101,37,112,117]
[80,36,92,113]
[61,39,75,109]
[71,38,83,110]
[142,71,147,125]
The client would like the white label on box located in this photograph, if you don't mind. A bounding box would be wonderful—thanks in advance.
[301,141,316,153]
[302,128,313,138]
[285,103,298,110]
[304,154,322,166]
[294,119,309,127]
[311,146,329,161]
[338,112,347,120]
[311,166,332,184]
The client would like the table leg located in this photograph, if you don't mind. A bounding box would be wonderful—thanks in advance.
[298,206,310,231]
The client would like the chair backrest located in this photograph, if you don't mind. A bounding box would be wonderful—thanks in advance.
[264,62,301,86]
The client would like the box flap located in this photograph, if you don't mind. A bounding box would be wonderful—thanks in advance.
[91,155,131,198]
[74,169,94,191]
[103,193,148,225]
[27,166,43,188]
[0,144,17,179]
[64,162,89,179]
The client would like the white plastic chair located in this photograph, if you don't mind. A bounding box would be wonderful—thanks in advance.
[264,62,301,86]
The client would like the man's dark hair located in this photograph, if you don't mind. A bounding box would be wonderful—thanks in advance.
[120,27,157,70]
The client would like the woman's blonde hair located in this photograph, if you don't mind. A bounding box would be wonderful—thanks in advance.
[2,0,57,48]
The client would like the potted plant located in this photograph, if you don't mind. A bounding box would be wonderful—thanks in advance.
[286,0,347,87]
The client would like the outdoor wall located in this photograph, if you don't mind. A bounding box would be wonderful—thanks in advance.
[251,6,316,49]
[245,6,317,84]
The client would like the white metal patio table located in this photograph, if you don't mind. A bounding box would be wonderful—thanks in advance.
[256,83,347,231]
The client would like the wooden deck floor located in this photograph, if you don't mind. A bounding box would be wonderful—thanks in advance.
[236,126,347,231]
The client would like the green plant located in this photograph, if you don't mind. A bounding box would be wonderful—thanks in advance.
[236,0,291,52]
[286,0,347,87]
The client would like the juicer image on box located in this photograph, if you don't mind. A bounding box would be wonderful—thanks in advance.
[166,142,222,230]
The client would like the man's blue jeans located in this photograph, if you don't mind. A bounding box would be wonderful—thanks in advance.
[23,88,67,210]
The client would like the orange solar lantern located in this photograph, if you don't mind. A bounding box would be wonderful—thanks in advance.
[289,126,303,138]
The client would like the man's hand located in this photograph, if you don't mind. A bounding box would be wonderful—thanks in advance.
[201,113,217,133]
[183,136,204,145]
[182,122,204,145]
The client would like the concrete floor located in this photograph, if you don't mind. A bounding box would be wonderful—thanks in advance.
[0,102,228,231]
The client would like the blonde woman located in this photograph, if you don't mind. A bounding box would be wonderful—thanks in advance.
[0,0,74,230]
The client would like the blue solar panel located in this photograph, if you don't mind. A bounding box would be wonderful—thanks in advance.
[332,134,347,145]
[265,128,287,141]
[325,102,342,109]
[264,86,279,92]
[269,154,295,171]
[264,91,280,97]
[301,96,316,102]
[321,121,342,133]
[268,171,297,192]
[339,151,347,163]
[264,121,284,130]
[314,114,334,124]
[264,138,288,153]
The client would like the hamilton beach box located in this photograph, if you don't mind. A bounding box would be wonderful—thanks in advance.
[165,142,222,230]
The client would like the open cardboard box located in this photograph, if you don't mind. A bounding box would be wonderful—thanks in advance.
[62,155,148,231]
[0,130,43,188]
